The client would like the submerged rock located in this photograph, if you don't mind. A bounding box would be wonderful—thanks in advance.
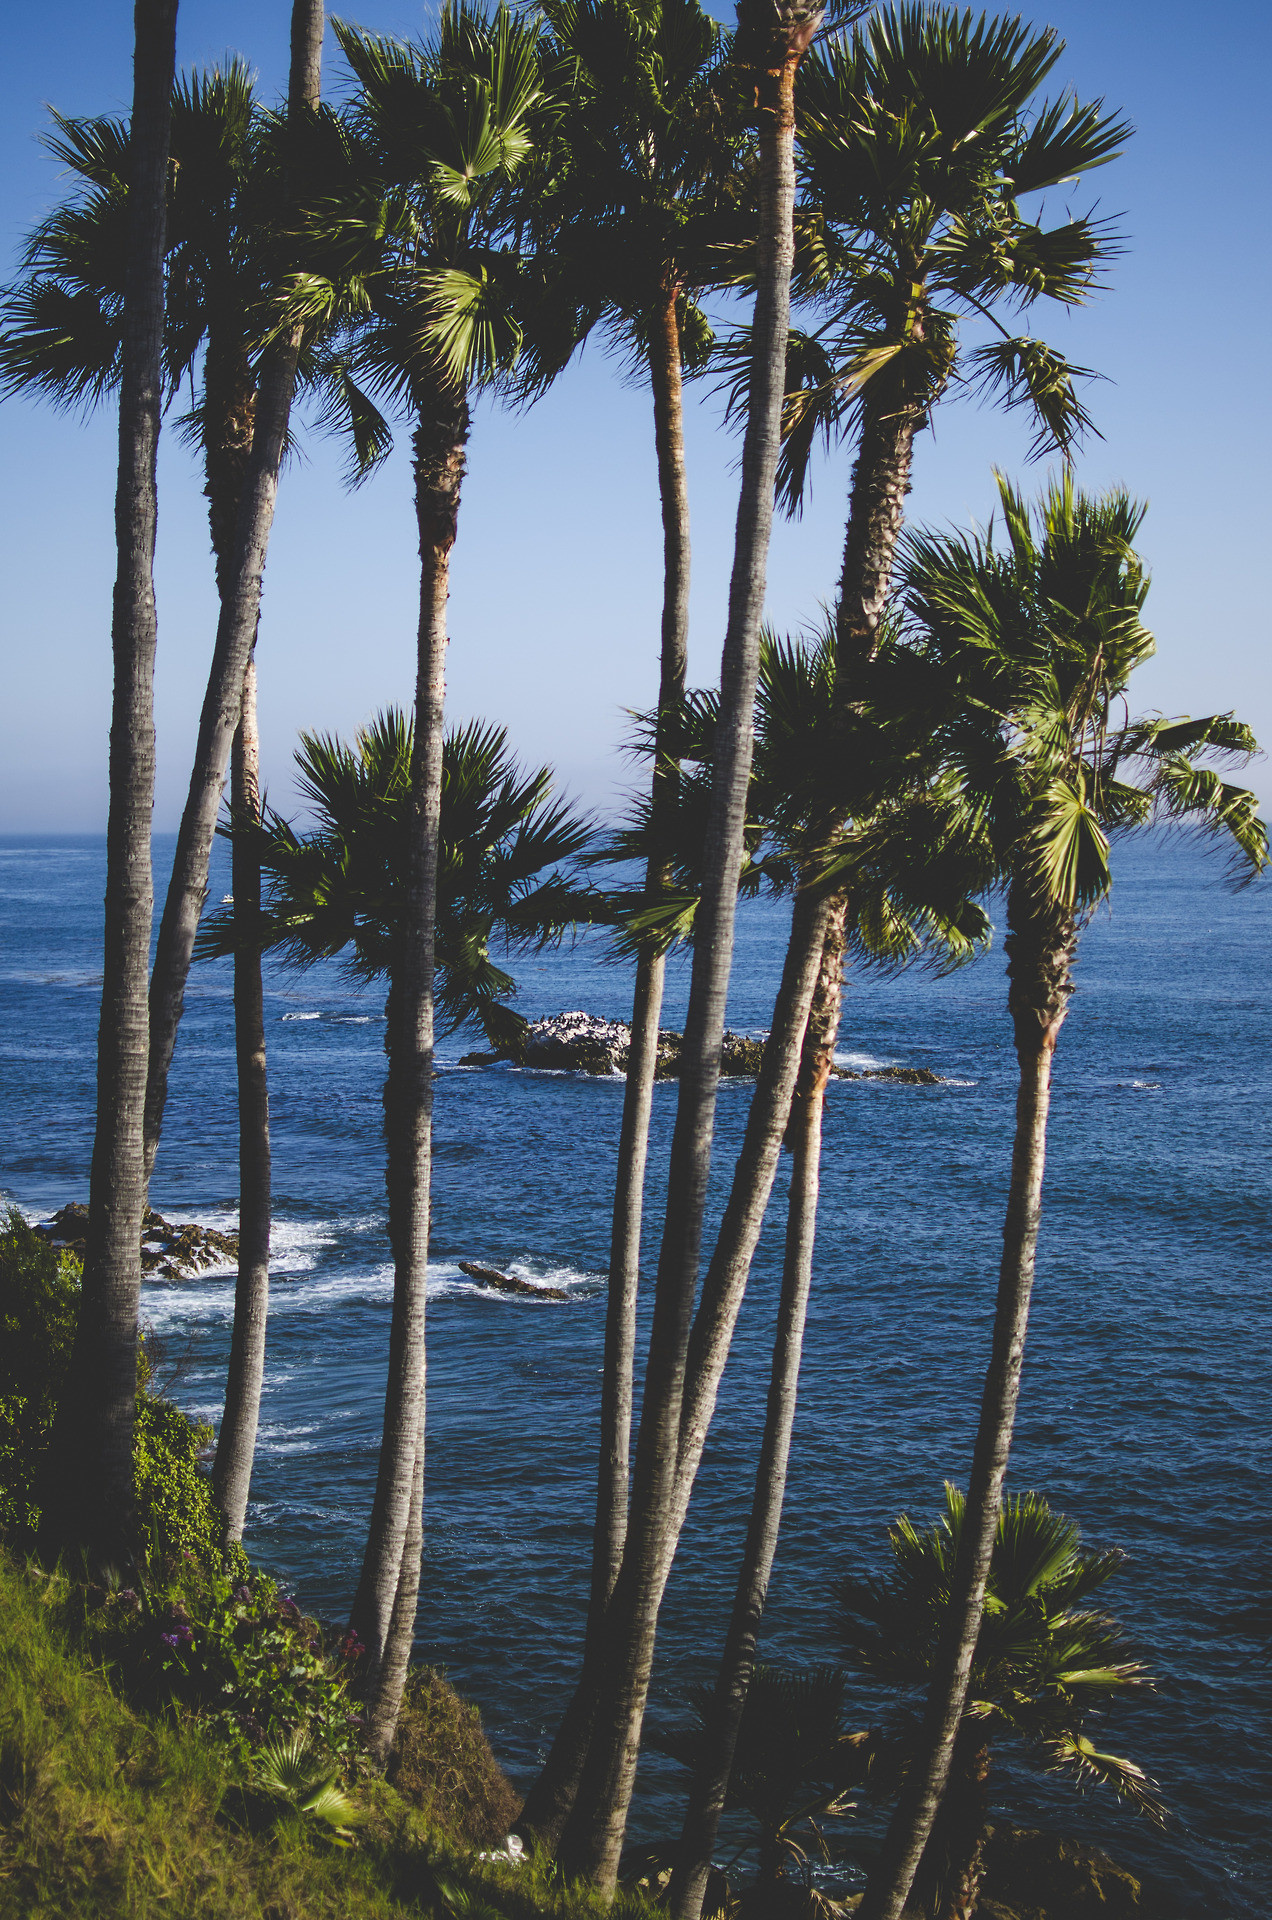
[34,1203,239,1279]
[457,1259,570,1301]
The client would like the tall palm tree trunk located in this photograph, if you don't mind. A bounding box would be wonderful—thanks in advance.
[367,1409,427,1763]
[857,885,1076,1920]
[834,366,929,658]
[669,897,845,1920]
[526,281,694,1850]
[592,278,692,1624]
[349,388,469,1730]
[42,0,177,1566]
[142,0,325,1179]
[522,887,829,1856]
[212,657,271,1547]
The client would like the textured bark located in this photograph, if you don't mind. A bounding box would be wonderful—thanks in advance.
[350,391,468,1726]
[670,899,846,1920]
[592,280,692,1622]
[142,0,325,1178]
[42,0,177,1565]
[523,283,695,1850]
[857,883,1076,1920]
[367,1405,427,1763]
[212,658,272,1547]
[559,40,802,1856]
[923,1738,991,1920]
[202,342,257,601]
[525,888,829,1859]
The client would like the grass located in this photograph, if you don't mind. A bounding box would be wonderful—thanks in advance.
[0,1553,657,1920]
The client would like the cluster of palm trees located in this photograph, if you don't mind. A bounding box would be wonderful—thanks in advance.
[3,0,1266,1915]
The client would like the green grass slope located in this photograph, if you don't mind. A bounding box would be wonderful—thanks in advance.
[0,1556,654,1920]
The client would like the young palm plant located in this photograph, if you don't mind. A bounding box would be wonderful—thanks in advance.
[198,708,591,1747]
[511,3,755,1844]
[855,473,1268,1920]
[277,2,548,1735]
[840,1487,1162,1920]
[657,1664,868,1915]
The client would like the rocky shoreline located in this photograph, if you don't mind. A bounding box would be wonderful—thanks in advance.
[460,1010,942,1084]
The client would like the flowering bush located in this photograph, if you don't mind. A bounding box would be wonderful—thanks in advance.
[97,1559,366,1766]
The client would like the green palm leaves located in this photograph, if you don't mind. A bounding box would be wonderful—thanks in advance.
[295,4,547,452]
[901,472,1269,914]
[199,710,593,1052]
[252,1729,359,1840]
[839,1486,1163,1820]
[772,4,1129,512]
[518,0,745,390]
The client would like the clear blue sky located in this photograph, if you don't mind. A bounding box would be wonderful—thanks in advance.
[2,0,1269,831]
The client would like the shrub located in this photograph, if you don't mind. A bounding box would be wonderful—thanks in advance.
[91,1562,366,1766]
[0,1205,227,1567]
[0,1208,79,1539]
[387,1666,522,1844]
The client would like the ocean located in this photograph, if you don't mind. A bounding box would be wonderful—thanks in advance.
[1,829,1267,1914]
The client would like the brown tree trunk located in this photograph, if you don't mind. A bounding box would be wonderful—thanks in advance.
[142,0,324,1178]
[857,884,1076,1920]
[670,897,846,1920]
[211,657,272,1548]
[42,0,177,1567]
[919,1738,991,1920]
[349,389,468,1749]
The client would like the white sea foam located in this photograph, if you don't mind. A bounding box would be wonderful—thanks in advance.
[281,1011,321,1021]
[835,1049,893,1071]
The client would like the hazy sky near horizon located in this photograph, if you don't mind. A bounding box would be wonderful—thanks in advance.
[2,0,1270,833]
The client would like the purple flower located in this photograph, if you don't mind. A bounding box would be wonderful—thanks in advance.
[232,1585,251,1604]
[161,1632,181,1649]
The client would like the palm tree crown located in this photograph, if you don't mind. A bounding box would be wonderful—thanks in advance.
[901,472,1268,912]
[778,5,1129,524]
[199,709,593,1052]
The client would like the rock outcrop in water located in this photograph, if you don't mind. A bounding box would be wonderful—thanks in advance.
[834,1063,943,1085]
[458,1011,940,1085]
[457,1259,570,1301]
[459,1011,774,1080]
[34,1203,239,1279]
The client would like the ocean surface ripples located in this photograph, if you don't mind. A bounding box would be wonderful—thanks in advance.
[1,832,1268,1916]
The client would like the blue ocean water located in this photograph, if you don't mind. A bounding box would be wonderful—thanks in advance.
[0,830,1268,1914]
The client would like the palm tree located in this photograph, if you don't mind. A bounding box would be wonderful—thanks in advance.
[551,0,834,1884]
[30,0,178,1565]
[647,632,987,1919]
[856,474,1268,1920]
[2,18,326,1551]
[788,3,1127,653]
[840,1487,1162,1920]
[199,707,590,1746]
[201,711,592,1047]
[279,6,547,1720]
[510,4,753,1842]
[143,0,325,1182]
